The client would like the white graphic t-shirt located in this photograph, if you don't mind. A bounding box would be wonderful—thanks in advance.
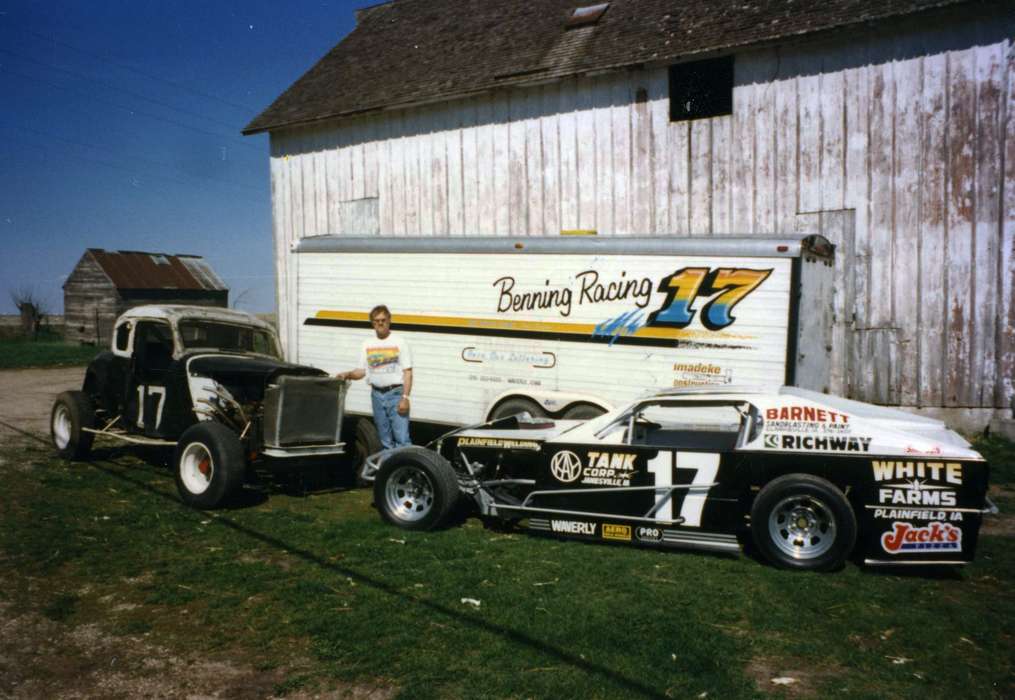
[359,332,412,389]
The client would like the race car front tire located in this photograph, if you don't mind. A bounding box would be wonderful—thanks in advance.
[374,447,460,531]
[51,391,95,460]
[174,422,245,509]
[750,473,857,572]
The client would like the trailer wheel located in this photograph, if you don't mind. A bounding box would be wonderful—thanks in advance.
[174,422,245,509]
[489,397,546,421]
[374,447,460,531]
[51,391,95,460]
[562,403,606,420]
[751,474,856,572]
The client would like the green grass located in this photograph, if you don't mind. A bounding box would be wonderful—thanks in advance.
[1,435,1013,699]
[0,338,98,368]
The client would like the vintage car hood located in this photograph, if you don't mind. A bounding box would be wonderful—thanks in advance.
[185,353,326,383]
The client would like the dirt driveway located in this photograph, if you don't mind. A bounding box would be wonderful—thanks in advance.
[0,366,82,441]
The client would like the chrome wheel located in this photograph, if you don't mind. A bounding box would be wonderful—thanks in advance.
[384,465,435,523]
[52,404,71,449]
[179,441,214,495]
[767,494,837,561]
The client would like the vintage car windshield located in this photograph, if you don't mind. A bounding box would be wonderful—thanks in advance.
[178,320,281,358]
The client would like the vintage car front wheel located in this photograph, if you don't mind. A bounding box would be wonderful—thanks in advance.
[374,448,460,531]
[174,422,245,509]
[51,391,95,460]
[750,474,857,572]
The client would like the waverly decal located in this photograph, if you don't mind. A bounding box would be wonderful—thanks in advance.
[880,522,962,554]
[549,450,639,486]
[763,434,872,452]
[550,519,597,536]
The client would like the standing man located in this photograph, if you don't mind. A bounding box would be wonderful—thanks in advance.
[336,305,413,449]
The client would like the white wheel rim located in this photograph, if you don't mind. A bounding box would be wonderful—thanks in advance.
[384,465,435,522]
[180,442,214,495]
[53,405,71,449]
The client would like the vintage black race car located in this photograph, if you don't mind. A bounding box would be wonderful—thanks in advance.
[365,387,994,571]
[51,305,346,508]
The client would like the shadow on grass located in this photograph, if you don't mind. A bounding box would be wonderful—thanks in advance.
[0,416,670,699]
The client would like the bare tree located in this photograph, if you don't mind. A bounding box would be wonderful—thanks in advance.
[230,288,252,310]
[9,286,47,339]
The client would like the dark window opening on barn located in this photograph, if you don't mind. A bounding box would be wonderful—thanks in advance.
[567,3,609,28]
[669,56,733,121]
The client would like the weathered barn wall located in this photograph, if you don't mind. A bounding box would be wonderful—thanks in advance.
[268,16,1013,412]
[63,255,118,345]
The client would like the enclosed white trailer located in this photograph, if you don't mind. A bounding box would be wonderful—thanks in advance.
[292,235,833,433]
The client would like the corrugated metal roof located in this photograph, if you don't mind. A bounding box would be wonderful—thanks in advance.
[87,249,228,291]
[243,0,987,135]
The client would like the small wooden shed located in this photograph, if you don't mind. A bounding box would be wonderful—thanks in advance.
[63,249,228,345]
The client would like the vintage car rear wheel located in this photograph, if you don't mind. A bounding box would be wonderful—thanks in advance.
[374,447,460,531]
[174,422,245,509]
[751,474,857,572]
[51,391,95,460]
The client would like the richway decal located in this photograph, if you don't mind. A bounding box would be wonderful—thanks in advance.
[764,405,851,434]
[881,522,962,554]
[550,520,597,536]
[764,434,872,452]
[602,524,632,541]
[872,461,964,485]
[457,436,541,451]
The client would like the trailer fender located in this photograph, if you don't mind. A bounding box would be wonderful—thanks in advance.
[486,389,612,421]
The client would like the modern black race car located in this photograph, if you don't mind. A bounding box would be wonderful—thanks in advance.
[364,387,993,571]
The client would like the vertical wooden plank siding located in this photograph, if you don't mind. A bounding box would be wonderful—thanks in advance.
[945,49,977,406]
[893,57,923,406]
[918,53,948,407]
[268,30,1012,410]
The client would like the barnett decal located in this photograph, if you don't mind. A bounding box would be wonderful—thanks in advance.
[763,405,851,434]
[457,436,541,451]
[602,524,632,541]
[881,522,962,554]
[771,434,872,452]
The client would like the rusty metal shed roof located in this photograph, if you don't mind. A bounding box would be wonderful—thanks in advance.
[86,249,227,291]
[243,0,987,135]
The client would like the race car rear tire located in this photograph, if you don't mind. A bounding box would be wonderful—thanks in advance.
[750,474,857,572]
[174,422,245,509]
[489,397,546,421]
[374,447,460,531]
[51,391,95,460]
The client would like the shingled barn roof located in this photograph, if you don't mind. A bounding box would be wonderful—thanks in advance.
[243,0,979,135]
[85,249,227,292]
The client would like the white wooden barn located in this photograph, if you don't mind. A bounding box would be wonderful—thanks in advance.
[244,0,1014,429]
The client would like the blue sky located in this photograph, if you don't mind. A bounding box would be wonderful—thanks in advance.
[0,0,372,315]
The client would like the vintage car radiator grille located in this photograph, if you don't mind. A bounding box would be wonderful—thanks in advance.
[263,376,346,447]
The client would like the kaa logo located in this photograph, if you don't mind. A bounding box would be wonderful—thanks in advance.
[550,450,583,483]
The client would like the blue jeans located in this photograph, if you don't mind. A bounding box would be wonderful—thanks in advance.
[371,387,411,449]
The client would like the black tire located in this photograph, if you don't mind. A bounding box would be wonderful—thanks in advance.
[352,418,382,487]
[173,422,246,509]
[562,403,606,420]
[750,473,857,572]
[51,391,95,460]
[489,397,547,421]
[374,447,460,531]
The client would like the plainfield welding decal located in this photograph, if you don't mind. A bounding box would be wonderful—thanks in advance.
[763,405,852,434]
[765,434,872,452]
[602,524,632,541]
[881,522,962,554]
[457,436,541,451]
[550,519,597,536]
